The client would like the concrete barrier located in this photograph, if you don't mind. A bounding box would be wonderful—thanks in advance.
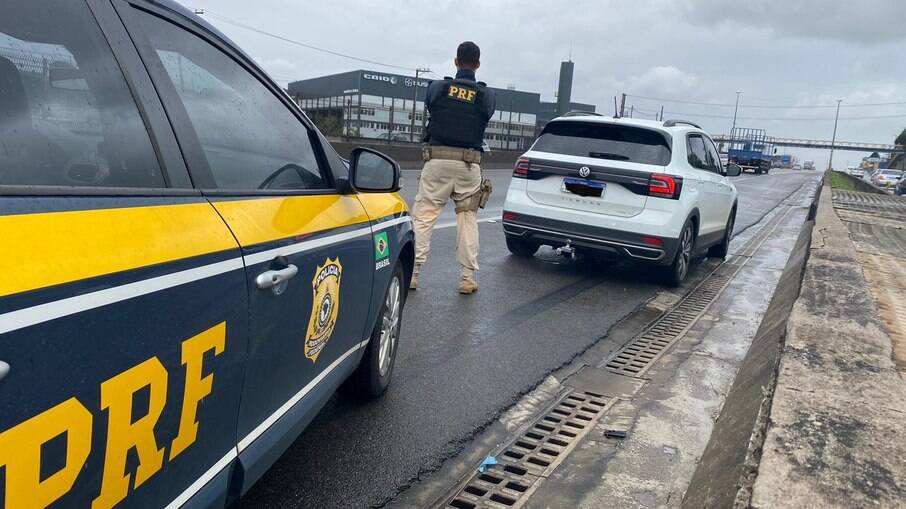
[829,170,886,194]
[682,177,821,509]
[681,185,822,509]
[327,139,524,170]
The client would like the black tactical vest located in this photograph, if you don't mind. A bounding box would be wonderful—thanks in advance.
[426,79,491,150]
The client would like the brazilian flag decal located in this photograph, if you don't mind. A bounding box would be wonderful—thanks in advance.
[374,231,390,260]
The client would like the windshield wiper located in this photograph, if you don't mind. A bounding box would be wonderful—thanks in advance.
[588,152,629,161]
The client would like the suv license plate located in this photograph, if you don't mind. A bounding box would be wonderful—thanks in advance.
[562,177,605,198]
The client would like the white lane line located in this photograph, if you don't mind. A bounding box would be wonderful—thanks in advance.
[237,339,370,452]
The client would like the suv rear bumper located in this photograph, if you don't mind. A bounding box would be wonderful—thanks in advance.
[502,213,679,265]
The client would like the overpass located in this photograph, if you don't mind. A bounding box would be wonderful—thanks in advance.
[712,135,902,153]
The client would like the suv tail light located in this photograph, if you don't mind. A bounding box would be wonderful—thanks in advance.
[513,158,530,178]
[648,174,682,200]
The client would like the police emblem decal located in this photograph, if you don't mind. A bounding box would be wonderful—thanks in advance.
[305,258,343,363]
[578,166,591,178]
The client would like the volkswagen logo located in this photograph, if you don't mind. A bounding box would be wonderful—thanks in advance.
[578,166,591,178]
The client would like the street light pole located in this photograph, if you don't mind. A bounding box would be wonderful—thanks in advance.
[828,99,842,171]
[410,68,429,143]
[730,91,741,138]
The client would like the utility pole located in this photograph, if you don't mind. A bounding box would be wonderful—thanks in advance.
[730,91,741,137]
[619,93,626,117]
[659,105,664,121]
[828,99,842,171]
[409,67,430,143]
[629,105,634,118]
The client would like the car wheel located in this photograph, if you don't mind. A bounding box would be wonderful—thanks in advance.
[663,220,695,287]
[506,236,540,257]
[343,263,405,399]
[708,209,735,259]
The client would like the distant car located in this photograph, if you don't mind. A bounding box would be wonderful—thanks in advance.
[874,169,904,189]
[803,160,816,171]
[863,168,880,183]
[895,175,906,196]
[792,163,802,170]
[502,116,741,286]
[850,167,865,178]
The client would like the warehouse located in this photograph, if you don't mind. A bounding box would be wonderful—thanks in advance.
[288,70,542,151]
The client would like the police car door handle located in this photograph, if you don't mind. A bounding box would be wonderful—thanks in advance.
[256,264,299,291]
[0,360,9,382]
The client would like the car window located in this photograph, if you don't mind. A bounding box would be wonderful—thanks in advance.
[686,135,710,171]
[532,122,672,166]
[0,1,164,188]
[703,137,723,174]
[133,11,328,191]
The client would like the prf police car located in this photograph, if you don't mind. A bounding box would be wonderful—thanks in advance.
[0,1,414,508]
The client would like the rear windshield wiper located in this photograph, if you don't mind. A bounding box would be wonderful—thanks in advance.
[588,152,630,161]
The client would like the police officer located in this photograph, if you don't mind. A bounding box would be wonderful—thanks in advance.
[410,41,496,294]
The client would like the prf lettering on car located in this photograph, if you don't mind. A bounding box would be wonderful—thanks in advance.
[0,323,226,509]
[447,84,477,103]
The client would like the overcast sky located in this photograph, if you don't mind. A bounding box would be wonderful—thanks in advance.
[180,0,906,168]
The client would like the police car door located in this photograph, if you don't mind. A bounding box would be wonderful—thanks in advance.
[0,2,249,508]
[117,3,375,493]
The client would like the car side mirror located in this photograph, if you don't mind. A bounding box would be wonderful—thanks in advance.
[348,147,401,193]
[725,163,742,177]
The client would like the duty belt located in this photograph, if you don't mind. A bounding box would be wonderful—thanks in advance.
[422,145,481,164]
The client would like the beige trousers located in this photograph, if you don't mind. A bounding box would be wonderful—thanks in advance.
[412,157,482,278]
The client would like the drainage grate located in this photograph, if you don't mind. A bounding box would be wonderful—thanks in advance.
[605,189,805,378]
[605,270,734,377]
[444,391,611,509]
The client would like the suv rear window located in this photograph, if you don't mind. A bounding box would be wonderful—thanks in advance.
[532,122,672,166]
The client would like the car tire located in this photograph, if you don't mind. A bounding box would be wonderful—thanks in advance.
[708,208,735,259]
[662,220,695,287]
[506,236,539,257]
[343,263,405,400]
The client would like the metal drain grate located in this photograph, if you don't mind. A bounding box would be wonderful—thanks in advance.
[444,391,611,509]
[606,270,734,377]
[605,187,806,378]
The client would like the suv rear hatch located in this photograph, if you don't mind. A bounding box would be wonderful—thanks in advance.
[523,121,672,218]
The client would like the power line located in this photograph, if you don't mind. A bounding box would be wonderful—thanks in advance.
[627,93,906,109]
[199,10,420,72]
[662,110,906,121]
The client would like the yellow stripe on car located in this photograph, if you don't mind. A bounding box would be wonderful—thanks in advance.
[210,195,372,247]
[0,203,238,298]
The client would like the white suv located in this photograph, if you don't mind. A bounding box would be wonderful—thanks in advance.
[502,115,741,285]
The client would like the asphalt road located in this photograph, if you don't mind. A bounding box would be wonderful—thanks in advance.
[237,168,818,509]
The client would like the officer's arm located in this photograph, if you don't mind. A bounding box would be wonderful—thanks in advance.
[425,81,443,111]
[485,90,497,119]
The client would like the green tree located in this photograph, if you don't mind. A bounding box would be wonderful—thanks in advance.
[896,128,906,147]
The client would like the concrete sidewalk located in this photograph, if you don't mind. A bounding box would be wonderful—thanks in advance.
[751,185,906,508]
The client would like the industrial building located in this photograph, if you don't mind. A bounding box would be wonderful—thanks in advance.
[287,61,595,151]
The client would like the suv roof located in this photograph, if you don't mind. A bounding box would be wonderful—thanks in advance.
[546,115,704,136]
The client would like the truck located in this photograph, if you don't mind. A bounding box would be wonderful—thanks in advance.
[727,127,773,175]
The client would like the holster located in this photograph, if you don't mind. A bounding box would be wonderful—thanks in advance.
[456,177,493,213]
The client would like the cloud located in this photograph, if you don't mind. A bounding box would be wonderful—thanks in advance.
[676,0,906,44]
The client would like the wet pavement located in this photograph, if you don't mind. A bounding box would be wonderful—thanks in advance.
[237,168,818,509]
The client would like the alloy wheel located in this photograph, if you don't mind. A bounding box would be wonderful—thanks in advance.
[378,275,401,377]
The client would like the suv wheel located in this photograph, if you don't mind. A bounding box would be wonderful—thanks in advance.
[506,236,539,257]
[708,209,735,259]
[663,221,695,286]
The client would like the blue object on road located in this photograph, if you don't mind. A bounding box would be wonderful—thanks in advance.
[478,455,497,473]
